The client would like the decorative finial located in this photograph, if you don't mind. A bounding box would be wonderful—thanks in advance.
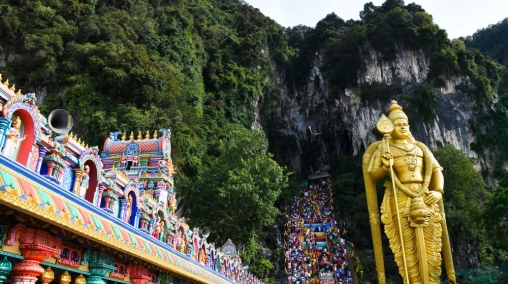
[69,132,74,139]
[0,74,2,81]
[60,271,71,284]
[0,256,12,284]
[77,138,81,144]
[145,130,150,139]
[129,131,134,140]
[153,130,158,139]
[85,144,88,149]
[3,79,9,87]
[41,267,54,284]
[16,89,21,95]
[137,131,142,140]
[121,132,126,141]
[9,84,15,91]
[75,274,86,284]
[387,100,403,113]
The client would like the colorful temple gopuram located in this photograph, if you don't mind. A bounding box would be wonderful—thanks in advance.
[0,77,260,284]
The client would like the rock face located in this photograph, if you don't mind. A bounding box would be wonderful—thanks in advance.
[360,42,429,86]
[267,43,481,177]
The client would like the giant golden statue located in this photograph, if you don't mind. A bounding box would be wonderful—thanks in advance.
[362,101,455,284]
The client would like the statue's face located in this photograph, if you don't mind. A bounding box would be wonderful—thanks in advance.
[392,118,410,139]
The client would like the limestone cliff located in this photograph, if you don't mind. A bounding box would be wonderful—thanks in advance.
[267,43,482,177]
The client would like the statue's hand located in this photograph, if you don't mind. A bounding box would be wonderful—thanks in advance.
[379,142,392,167]
[381,152,391,168]
[424,191,442,204]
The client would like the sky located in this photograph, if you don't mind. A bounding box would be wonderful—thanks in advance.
[244,0,508,39]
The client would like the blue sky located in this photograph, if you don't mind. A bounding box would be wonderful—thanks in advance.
[245,0,508,39]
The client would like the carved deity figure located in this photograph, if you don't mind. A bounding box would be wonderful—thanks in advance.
[120,153,127,168]
[179,232,186,254]
[153,216,162,239]
[363,101,455,284]
[78,165,90,198]
[199,246,207,264]
[132,153,139,167]
[2,116,27,157]
[172,230,180,249]
[158,220,165,242]
[124,195,133,223]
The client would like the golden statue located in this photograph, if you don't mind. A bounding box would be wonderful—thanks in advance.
[362,101,455,284]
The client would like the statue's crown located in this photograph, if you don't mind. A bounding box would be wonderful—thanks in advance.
[387,100,408,122]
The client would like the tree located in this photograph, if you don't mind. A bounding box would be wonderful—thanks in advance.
[465,18,508,66]
[433,145,488,246]
[485,186,508,251]
[180,124,290,263]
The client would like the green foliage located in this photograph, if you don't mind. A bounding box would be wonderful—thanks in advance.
[465,18,508,66]
[433,145,489,243]
[361,1,450,62]
[455,264,503,284]
[285,14,346,90]
[453,39,504,100]
[250,258,274,279]
[469,102,508,167]
[427,45,458,86]
[179,125,290,264]
[358,82,402,103]
[322,22,367,92]
[484,186,508,251]
[407,84,437,123]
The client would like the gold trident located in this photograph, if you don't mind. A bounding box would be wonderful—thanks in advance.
[376,114,410,283]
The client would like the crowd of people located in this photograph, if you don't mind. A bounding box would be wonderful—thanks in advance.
[284,176,353,284]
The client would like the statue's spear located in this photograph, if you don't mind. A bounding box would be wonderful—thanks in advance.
[376,115,410,283]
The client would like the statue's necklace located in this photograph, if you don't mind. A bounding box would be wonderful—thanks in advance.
[393,143,417,171]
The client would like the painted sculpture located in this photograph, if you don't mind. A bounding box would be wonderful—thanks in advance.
[2,116,26,157]
[363,101,455,284]
[78,165,90,198]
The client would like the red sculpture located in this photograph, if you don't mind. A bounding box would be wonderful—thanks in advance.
[127,263,152,284]
[6,224,62,284]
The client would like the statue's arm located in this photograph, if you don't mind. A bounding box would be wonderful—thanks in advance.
[6,129,16,139]
[430,167,444,194]
[425,146,444,194]
[426,150,444,204]
[369,149,389,182]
